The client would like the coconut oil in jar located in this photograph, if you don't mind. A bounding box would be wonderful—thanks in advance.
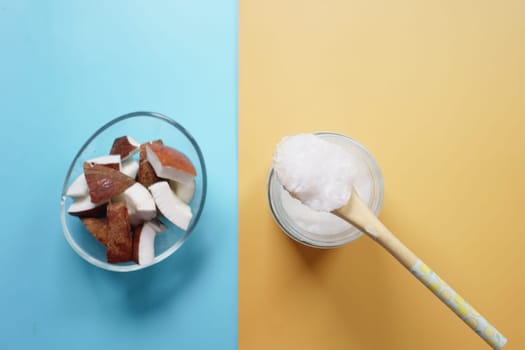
[267,132,384,248]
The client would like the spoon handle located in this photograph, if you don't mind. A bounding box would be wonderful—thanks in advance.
[334,191,507,349]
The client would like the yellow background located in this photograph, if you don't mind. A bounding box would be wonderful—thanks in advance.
[239,1,525,349]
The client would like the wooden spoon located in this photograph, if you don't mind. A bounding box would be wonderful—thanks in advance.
[333,188,507,349]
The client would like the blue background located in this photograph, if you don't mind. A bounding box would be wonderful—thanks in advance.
[0,1,237,349]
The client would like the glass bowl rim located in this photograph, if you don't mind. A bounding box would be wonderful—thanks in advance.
[60,111,207,272]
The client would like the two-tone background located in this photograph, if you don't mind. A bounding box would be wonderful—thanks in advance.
[1,1,524,349]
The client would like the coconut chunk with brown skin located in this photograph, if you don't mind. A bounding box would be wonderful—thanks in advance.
[68,195,107,217]
[67,155,121,198]
[132,220,168,265]
[110,136,140,161]
[84,164,135,204]
[81,217,108,246]
[149,181,192,230]
[85,155,121,171]
[139,139,164,161]
[106,202,133,263]
[132,222,157,265]
[146,143,196,185]
[137,159,160,188]
[137,140,164,187]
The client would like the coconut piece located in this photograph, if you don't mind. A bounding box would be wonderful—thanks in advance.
[146,143,196,185]
[81,217,108,246]
[110,136,140,161]
[85,155,121,171]
[84,164,135,204]
[69,155,121,199]
[106,201,132,263]
[132,222,158,265]
[121,158,139,179]
[139,139,164,161]
[118,183,156,224]
[149,181,192,230]
[169,179,195,204]
[132,220,167,265]
[66,174,88,198]
[68,195,107,217]
[137,159,160,188]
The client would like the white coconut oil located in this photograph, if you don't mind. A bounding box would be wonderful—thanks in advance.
[281,140,373,235]
[273,134,383,241]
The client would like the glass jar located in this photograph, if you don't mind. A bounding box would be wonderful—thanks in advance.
[267,132,384,248]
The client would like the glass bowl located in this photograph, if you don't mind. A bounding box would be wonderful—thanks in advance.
[60,111,207,272]
[267,132,384,248]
